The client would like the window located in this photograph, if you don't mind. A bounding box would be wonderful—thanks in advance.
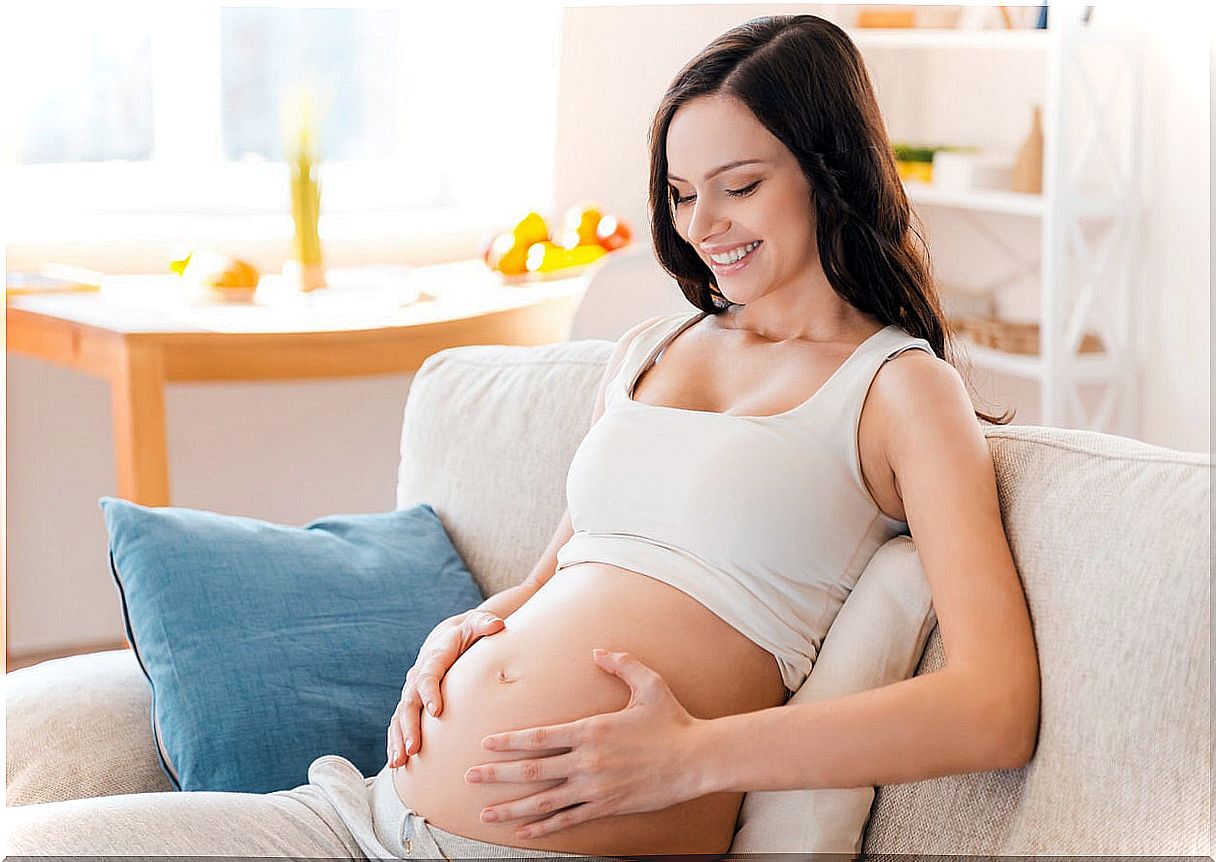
[3,3,561,243]
[219,7,400,163]
[14,8,154,164]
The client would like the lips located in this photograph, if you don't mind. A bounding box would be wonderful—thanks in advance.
[707,240,762,274]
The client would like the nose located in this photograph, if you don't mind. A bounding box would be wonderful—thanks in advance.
[686,198,728,250]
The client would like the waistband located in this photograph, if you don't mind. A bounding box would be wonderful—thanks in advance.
[371,762,616,860]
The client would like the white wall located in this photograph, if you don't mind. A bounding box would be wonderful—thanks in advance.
[6,3,1210,657]
[1111,4,1211,451]
[5,361,412,654]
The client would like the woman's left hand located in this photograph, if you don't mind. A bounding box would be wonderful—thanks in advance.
[464,649,713,840]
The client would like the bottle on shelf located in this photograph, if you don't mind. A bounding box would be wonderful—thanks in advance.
[1010,104,1044,194]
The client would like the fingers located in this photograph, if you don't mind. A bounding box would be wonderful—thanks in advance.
[476,612,506,636]
[387,611,507,767]
[514,803,593,840]
[481,718,580,752]
[468,762,581,825]
[422,613,505,718]
[386,709,406,767]
[393,686,423,764]
[464,751,572,786]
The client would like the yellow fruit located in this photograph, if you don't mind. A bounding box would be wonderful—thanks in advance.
[513,211,550,247]
[527,241,607,273]
[565,244,607,266]
[170,252,193,276]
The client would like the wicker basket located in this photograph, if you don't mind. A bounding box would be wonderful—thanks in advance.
[951,315,1104,355]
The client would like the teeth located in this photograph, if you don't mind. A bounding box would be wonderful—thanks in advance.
[710,241,759,265]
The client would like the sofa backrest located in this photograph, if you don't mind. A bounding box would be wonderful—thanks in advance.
[397,340,1212,855]
[397,338,611,597]
[864,425,1211,855]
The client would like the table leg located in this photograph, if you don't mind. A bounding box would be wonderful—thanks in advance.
[110,341,170,506]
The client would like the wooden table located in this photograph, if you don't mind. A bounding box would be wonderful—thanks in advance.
[6,260,590,507]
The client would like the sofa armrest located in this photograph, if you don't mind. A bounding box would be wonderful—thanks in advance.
[6,648,173,805]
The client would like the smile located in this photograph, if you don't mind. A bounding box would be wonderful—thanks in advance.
[708,240,762,274]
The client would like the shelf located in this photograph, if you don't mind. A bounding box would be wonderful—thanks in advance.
[955,335,1115,383]
[847,28,1052,52]
[903,181,1120,219]
[904,181,1044,216]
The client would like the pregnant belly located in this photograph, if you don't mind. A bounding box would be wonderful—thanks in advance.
[392,562,789,856]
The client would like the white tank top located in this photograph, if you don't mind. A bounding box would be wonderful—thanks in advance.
[555,308,935,693]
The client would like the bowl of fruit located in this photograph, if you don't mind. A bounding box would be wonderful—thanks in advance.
[480,202,632,284]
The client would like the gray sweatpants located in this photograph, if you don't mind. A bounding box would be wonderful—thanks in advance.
[5,753,623,860]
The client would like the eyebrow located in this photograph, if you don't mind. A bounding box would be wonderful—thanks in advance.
[667,159,766,183]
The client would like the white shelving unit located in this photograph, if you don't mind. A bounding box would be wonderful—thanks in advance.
[849,8,1144,433]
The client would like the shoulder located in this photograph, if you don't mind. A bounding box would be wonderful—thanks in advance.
[868,345,983,471]
[619,312,681,346]
[600,311,685,382]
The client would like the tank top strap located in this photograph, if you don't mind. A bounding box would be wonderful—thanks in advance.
[606,309,706,408]
[808,324,937,496]
[824,324,937,402]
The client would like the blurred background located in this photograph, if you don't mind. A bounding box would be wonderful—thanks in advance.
[4,2,1210,664]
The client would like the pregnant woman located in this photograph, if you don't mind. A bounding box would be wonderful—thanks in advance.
[8,13,1039,860]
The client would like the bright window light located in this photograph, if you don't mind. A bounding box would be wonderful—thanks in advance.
[2,2,562,239]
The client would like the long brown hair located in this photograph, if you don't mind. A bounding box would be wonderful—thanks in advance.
[646,13,1013,425]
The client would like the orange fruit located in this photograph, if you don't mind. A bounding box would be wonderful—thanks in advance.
[183,252,260,290]
[564,201,603,246]
[497,242,529,276]
[595,215,632,251]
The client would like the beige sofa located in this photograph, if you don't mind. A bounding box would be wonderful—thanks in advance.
[7,334,1211,855]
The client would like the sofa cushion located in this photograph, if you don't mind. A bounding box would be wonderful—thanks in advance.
[862,426,1211,855]
[730,535,937,853]
[99,498,485,794]
[7,648,174,805]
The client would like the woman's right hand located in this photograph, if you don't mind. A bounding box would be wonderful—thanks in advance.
[386,609,507,767]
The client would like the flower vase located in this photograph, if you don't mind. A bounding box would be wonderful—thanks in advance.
[286,144,326,292]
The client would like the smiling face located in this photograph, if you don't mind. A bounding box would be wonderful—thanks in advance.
[665,93,820,308]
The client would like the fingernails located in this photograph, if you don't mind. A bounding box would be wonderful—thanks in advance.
[481,809,498,822]
[391,746,401,764]
[427,702,437,716]
[405,737,413,754]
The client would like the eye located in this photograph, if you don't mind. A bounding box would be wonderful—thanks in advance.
[670,181,761,207]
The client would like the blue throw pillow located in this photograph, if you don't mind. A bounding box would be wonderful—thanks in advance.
[100,497,485,794]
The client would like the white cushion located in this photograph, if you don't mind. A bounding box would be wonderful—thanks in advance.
[730,535,936,852]
[7,648,172,805]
